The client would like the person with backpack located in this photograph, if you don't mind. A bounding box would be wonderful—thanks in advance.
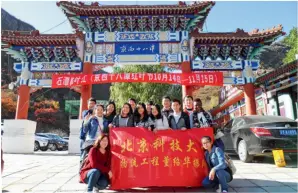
[150,104,170,131]
[80,134,112,193]
[168,99,190,130]
[190,98,213,128]
[201,136,232,193]
[110,103,134,128]
[134,103,153,129]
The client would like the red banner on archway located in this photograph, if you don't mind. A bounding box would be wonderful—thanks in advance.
[109,128,213,190]
[51,72,223,88]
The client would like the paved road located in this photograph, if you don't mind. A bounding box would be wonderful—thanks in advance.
[2,153,297,193]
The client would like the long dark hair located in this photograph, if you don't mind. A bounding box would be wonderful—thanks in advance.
[119,103,133,117]
[134,102,149,123]
[94,134,110,151]
[150,104,162,120]
[106,101,116,117]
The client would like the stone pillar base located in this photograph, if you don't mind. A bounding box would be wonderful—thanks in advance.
[68,119,82,154]
[2,120,36,154]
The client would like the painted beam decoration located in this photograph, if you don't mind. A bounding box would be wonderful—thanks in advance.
[28,79,52,87]
[29,62,83,72]
[192,60,260,71]
[223,77,255,85]
[13,62,24,73]
[84,31,190,64]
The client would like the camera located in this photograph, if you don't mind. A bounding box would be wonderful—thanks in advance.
[87,109,93,115]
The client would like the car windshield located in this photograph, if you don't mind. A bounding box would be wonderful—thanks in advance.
[243,116,295,124]
[36,134,47,137]
[47,134,63,140]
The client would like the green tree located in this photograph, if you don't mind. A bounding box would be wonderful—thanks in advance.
[282,27,298,64]
[110,65,182,109]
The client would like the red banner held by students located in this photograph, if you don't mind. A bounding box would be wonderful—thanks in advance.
[109,128,213,190]
[51,72,223,88]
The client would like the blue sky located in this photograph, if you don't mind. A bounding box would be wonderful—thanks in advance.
[1,1,297,36]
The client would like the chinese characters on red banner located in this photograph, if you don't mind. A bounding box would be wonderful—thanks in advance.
[109,128,213,190]
[52,72,223,88]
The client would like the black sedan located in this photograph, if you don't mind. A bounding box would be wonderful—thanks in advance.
[220,115,297,163]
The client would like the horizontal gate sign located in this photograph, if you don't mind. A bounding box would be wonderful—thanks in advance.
[30,62,83,72]
[51,72,223,88]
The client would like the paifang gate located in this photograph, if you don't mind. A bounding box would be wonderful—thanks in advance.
[1,1,285,154]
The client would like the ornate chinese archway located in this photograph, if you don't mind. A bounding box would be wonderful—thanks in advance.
[1,1,285,120]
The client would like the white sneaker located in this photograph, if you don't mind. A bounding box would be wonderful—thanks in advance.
[222,191,228,193]
[93,187,99,193]
[216,184,222,193]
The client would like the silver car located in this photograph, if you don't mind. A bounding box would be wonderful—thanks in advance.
[34,134,49,151]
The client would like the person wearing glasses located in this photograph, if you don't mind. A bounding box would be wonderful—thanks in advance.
[201,136,232,193]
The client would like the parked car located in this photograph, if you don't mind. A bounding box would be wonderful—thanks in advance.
[63,137,69,141]
[34,134,49,151]
[220,115,297,163]
[42,133,68,151]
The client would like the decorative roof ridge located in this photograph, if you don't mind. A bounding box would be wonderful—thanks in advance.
[1,30,84,46]
[256,60,298,83]
[1,30,77,38]
[191,25,285,38]
[57,1,215,9]
[248,24,285,36]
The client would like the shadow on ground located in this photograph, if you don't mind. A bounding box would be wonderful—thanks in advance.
[229,154,297,168]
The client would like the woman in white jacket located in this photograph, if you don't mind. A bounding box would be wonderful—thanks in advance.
[150,104,170,131]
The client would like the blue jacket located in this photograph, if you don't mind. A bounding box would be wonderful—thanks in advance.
[204,145,227,172]
[83,116,109,141]
[79,110,89,140]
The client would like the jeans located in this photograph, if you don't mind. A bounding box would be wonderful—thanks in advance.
[80,139,85,156]
[202,169,231,191]
[84,169,109,191]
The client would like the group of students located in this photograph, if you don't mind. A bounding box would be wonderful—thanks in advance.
[79,96,232,193]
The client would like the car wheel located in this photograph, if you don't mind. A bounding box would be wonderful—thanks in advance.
[34,141,40,151]
[40,146,48,151]
[50,144,57,151]
[238,140,253,163]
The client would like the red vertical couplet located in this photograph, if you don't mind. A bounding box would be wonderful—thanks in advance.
[15,85,30,119]
[243,83,257,115]
[79,62,93,119]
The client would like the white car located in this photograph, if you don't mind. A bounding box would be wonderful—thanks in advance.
[34,134,49,151]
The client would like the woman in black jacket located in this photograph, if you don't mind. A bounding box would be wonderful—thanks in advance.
[134,103,152,129]
[104,101,117,125]
[110,103,134,128]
